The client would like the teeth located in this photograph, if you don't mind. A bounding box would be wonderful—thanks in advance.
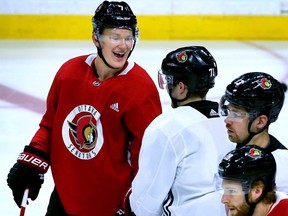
[114,51,124,54]
[114,52,125,57]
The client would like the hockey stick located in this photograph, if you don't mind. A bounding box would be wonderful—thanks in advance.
[20,188,29,216]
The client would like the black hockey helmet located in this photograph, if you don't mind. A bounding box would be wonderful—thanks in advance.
[92,1,139,39]
[159,46,217,92]
[218,145,276,193]
[220,72,285,123]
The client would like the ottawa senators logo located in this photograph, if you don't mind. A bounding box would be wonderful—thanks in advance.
[62,104,104,160]
[260,78,272,89]
[176,51,188,63]
[67,115,97,150]
[247,147,261,159]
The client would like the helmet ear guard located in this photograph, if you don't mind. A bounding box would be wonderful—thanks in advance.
[219,95,229,117]
[158,70,174,90]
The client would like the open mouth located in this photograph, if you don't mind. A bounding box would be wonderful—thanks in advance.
[226,126,234,135]
[228,207,236,213]
[113,51,125,58]
[227,129,233,135]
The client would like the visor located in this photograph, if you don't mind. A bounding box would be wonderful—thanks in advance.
[158,70,173,90]
[219,96,249,122]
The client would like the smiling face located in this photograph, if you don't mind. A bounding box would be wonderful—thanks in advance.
[221,179,250,216]
[96,28,134,69]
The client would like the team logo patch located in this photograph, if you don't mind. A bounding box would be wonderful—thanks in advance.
[260,78,272,89]
[177,51,188,63]
[68,115,97,150]
[247,147,261,159]
[62,104,104,160]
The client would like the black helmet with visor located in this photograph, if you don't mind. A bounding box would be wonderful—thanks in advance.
[219,145,276,193]
[158,46,217,107]
[219,144,276,211]
[92,1,139,68]
[159,46,217,92]
[220,72,285,123]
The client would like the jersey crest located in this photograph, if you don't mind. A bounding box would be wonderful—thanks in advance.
[62,104,104,160]
[67,115,97,150]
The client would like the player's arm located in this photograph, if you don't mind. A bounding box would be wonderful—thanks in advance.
[6,69,60,207]
[128,126,177,215]
[124,87,162,176]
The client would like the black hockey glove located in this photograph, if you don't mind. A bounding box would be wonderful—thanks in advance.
[115,208,126,216]
[123,188,136,216]
[7,145,50,208]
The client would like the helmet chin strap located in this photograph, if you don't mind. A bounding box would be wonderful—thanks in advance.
[237,121,256,147]
[169,88,191,108]
[237,119,268,147]
[96,46,119,69]
[245,187,268,216]
[245,193,257,216]
[168,88,190,108]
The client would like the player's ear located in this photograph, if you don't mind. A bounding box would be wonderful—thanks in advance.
[250,182,264,202]
[256,115,269,130]
[92,33,100,47]
[174,82,188,100]
[178,82,186,92]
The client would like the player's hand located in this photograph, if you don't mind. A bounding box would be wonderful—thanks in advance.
[115,208,126,216]
[115,188,136,216]
[7,146,49,207]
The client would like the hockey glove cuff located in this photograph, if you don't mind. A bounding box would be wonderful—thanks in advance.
[7,145,50,207]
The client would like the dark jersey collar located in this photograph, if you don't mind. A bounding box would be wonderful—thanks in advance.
[236,134,287,152]
[184,100,220,119]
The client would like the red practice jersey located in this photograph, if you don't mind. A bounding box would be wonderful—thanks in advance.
[268,192,288,216]
[29,54,162,215]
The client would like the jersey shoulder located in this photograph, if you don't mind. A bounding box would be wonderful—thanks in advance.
[269,197,288,215]
[55,54,93,78]
[120,62,154,84]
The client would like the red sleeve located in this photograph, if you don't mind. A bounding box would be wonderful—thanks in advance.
[29,64,62,154]
[124,66,162,176]
[126,91,161,175]
[268,199,288,215]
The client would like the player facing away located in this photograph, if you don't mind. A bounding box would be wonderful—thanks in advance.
[6,1,162,215]
[219,145,288,216]
[123,46,235,215]
[219,72,288,194]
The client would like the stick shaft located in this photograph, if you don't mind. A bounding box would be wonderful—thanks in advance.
[20,188,29,216]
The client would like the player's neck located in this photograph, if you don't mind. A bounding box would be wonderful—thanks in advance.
[94,58,119,81]
[178,96,206,106]
[247,131,269,148]
[253,201,273,216]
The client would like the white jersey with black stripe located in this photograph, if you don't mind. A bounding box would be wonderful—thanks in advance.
[130,106,235,215]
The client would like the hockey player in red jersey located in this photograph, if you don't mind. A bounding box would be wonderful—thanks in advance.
[6,1,162,215]
[123,46,235,215]
[219,145,288,216]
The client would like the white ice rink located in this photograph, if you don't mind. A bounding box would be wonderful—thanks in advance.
[1,39,288,215]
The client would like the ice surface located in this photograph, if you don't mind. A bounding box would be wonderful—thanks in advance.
[1,40,288,215]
